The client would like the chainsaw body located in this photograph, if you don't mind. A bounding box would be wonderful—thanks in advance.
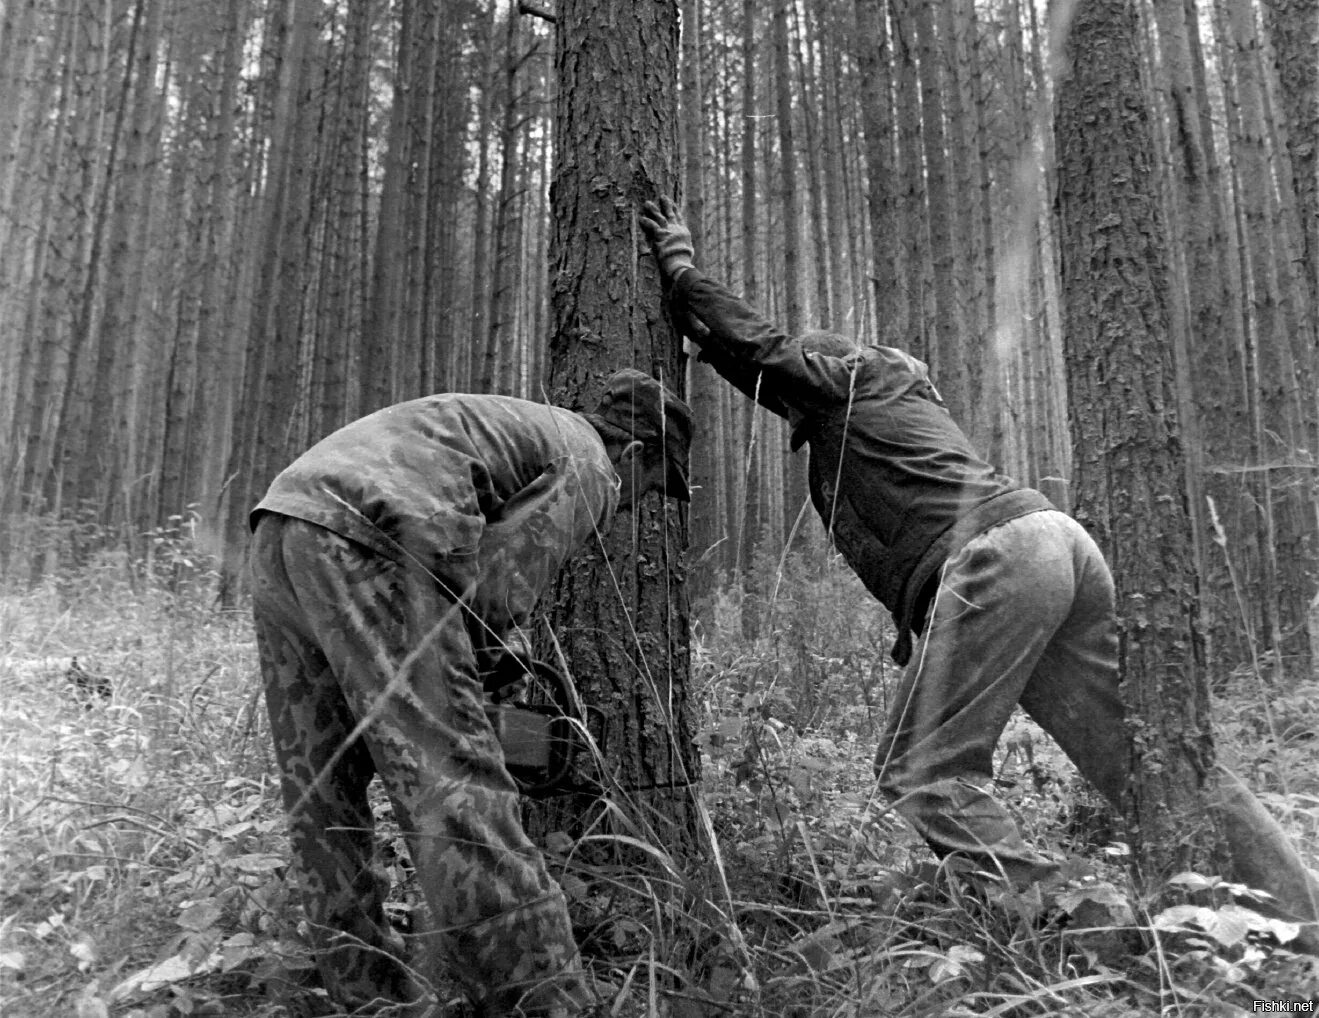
[483,655,593,797]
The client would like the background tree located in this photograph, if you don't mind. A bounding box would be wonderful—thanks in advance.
[681,0,732,594]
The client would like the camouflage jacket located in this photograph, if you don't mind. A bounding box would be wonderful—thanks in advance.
[252,395,619,636]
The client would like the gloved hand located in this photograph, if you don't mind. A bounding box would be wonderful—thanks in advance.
[679,307,711,342]
[639,196,696,277]
[475,628,533,689]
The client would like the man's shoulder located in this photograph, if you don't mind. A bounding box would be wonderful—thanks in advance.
[845,345,941,404]
[450,394,599,447]
[857,345,930,379]
[358,392,594,443]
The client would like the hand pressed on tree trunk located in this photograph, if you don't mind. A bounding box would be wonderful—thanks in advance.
[639,197,695,278]
[643,196,1319,952]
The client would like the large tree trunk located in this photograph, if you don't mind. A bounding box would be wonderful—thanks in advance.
[535,0,698,853]
[1055,0,1227,881]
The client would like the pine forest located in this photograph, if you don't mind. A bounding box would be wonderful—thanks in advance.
[1,0,1318,1013]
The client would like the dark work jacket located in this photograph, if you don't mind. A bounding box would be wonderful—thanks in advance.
[673,269,1053,665]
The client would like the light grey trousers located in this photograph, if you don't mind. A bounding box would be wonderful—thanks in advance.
[875,510,1319,940]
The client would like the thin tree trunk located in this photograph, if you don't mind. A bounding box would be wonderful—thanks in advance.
[893,0,926,363]
[816,2,849,332]
[910,0,964,415]
[855,0,898,346]
[681,0,724,591]
[218,0,319,600]
[48,0,147,532]
[735,0,762,586]
[1262,0,1317,339]
[78,0,165,528]
[795,0,830,329]
[487,10,529,396]
[401,0,438,402]
[2,0,72,532]
[471,1,499,391]
[1220,0,1296,671]
[363,0,416,410]
[1150,0,1246,669]
[772,0,807,547]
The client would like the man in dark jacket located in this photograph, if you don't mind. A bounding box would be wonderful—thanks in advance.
[249,370,691,1017]
[640,198,1319,932]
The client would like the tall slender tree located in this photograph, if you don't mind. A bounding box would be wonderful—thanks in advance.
[681,0,729,590]
[734,0,763,586]
[218,0,321,598]
[855,0,899,346]
[486,8,532,395]
[772,0,808,543]
[910,0,966,415]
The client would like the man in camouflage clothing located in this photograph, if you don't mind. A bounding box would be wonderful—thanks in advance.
[249,370,692,1017]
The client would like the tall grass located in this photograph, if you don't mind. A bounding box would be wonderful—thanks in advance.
[1,519,1315,1016]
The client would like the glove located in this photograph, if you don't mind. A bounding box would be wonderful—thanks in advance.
[679,307,711,342]
[639,196,696,277]
[479,630,536,700]
[475,628,532,681]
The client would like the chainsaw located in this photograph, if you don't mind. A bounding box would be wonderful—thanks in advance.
[482,652,600,797]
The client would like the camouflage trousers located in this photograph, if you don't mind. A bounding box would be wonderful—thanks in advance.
[250,514,589,1017]
[875,510,1319,939]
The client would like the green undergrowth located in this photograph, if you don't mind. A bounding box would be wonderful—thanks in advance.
[1,532,1317,1017]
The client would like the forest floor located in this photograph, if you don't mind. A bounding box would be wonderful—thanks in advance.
[2,544,1318,1017]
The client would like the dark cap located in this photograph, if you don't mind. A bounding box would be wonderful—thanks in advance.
[595,368,693,501]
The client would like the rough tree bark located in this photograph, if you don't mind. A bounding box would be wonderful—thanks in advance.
[1055,0,1228,880]
[534,0,698,851]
